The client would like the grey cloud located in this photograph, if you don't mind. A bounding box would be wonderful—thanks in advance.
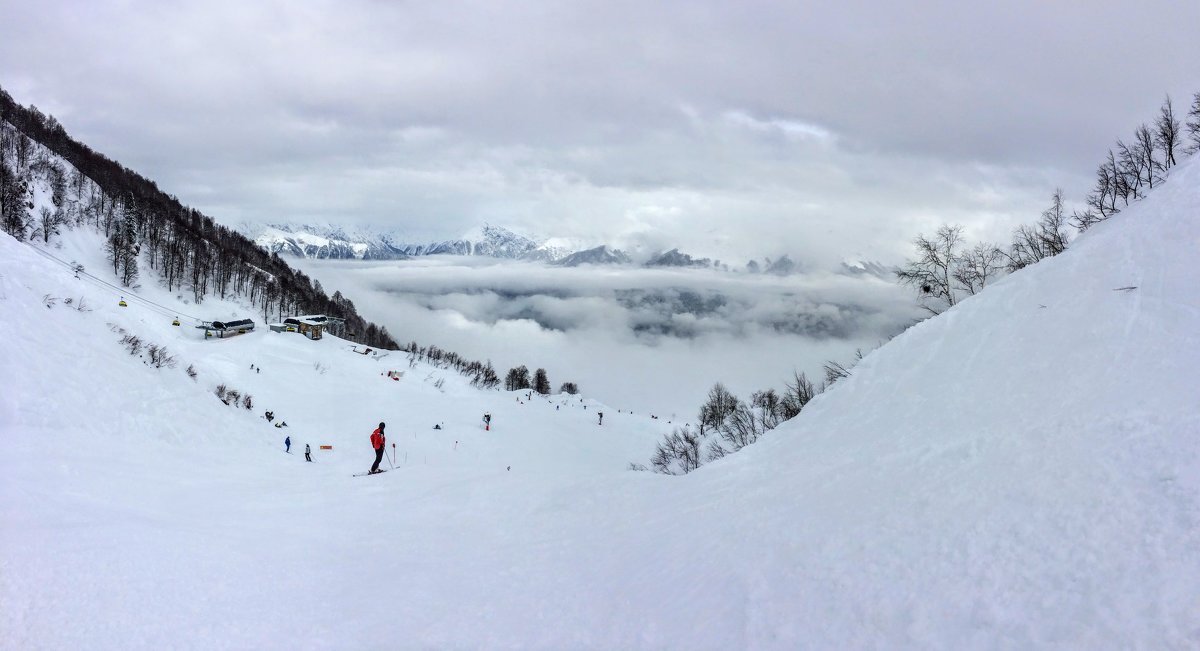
[2,0,1196,263]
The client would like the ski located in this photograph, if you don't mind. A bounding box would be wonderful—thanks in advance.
[352,469,389,477]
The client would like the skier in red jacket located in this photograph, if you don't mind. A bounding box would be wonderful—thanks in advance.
[369,422,386,474]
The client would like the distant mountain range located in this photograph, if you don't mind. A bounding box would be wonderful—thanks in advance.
[245,223,573,262]
[241,223,895,278]
[552,245,633,267]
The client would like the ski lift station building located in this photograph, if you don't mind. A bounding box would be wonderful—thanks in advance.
[198,318,255,339]
[269,314,343,340]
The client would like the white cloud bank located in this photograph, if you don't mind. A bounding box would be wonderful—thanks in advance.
[298,257,922,416]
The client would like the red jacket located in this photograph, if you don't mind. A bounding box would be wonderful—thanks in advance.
[371,428,385,450]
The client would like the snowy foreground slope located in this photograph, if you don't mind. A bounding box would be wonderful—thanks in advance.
[3,160,1200,649]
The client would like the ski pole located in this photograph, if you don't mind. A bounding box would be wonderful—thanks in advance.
[389,443,396,469]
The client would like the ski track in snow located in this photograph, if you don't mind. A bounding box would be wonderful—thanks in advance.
[2,154,1200,649]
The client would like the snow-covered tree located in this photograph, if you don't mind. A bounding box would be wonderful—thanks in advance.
[0,158,29,240]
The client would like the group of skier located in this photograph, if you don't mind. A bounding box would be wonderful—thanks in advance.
[301,399,613,475]
[282,435,312,462]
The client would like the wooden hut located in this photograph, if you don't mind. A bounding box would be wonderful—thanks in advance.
[296,315,327,340]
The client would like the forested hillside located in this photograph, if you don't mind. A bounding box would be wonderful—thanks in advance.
[0,87,398,349]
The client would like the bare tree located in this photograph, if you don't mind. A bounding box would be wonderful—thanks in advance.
[1134,124,1161,190]
[955,241,1006,292]
[106,213,139,286]
[896,225,964,315]
[697,383,739,436]
[1079,149,1126,231]
[1115,139,1145,202]
[1156,95,1181,169]
[1187,92,1200,154]
[34,205,66,243]
[650,426,704,475]
[751,389,786,430]
[716,401,763,452]
[780,371,817,419]
[504,365,531,391]
[1009,189,1070,269]
[533,368,551,395]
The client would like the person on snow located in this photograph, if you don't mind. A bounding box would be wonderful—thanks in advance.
[305,443,312,462]
[369,422,386,474]
[597,411,604,426]
[483,413,492,431]
[285,435,291,453]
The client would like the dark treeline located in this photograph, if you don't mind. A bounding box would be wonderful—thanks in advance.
[0,87,397,349]
[501,364,576,396]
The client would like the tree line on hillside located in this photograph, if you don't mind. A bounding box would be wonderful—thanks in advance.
[635,348,863,475]
[404,340,501,389]
[501,364,578,395]
[400,339,580,396]
[0,87,397,350]
[897,92,1200,316]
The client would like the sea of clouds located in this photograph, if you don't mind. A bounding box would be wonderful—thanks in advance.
[297,257,923,418]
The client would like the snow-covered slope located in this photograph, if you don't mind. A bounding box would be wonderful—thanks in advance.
[3,156,1199,648]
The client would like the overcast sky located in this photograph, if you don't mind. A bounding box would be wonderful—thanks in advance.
[2,0,1197,265]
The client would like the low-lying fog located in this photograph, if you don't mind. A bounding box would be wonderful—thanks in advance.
[297,257,922,418]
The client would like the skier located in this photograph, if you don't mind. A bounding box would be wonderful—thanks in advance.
[369,422,386,474]
[597,411,603,426]
[285,435,291,453]
[483,413,492,431]
[305,443,312,462]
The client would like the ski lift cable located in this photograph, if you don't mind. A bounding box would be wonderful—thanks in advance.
[25,244,203,322]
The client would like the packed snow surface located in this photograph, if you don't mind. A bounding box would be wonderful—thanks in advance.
[3,159,1200,648]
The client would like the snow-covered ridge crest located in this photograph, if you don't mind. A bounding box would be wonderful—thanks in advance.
[242,222,892,274]
[244,222,564,261]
